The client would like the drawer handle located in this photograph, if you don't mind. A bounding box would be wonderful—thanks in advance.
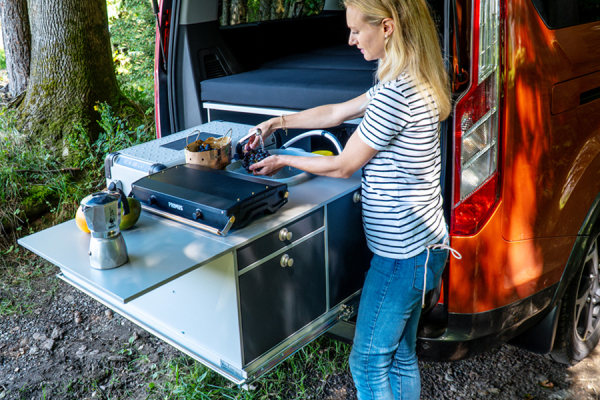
[279,228,293,242]
[353,191,361,204]
[280,254,294,268]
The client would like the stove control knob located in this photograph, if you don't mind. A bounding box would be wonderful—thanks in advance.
[279,228,293,242]
[193,209,202,220]
[148,195,157,206]
[280,254,294,268]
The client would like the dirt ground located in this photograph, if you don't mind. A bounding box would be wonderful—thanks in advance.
[1,257,600,400]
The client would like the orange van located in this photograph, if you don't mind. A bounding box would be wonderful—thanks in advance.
[151,0,600,366]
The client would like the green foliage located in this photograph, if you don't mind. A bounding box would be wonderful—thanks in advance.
[0,100,153,250]
[95,102,153,155]
[0,49,6,70]
[107,0,156,108]
[66,102,154,182]
[231,0,326,25]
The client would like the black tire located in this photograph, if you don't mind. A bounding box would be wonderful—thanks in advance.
[549,232,600,365]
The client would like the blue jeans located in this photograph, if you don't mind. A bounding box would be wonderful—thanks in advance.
[349,248,449,400]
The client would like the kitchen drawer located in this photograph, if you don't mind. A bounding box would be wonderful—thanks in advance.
[236,208,324,270]
[238,232,326,365]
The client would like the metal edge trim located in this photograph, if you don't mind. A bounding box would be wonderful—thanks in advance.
[324,205,330,311]
[232,252,247,372]
[56,271,248,385]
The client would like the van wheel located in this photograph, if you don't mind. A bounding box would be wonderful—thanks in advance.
[550,233,600,365]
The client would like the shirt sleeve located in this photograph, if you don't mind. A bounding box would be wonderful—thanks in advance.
[366,83,379,100]
[358,84,411,151]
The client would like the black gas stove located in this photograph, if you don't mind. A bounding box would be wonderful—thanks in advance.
[131,164,289,235]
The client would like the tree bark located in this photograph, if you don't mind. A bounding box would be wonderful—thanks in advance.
[220,0,231,26]
[259,0,273,21]
[230,0,247,25]
[0,0,31,97]
[17,0,124,145]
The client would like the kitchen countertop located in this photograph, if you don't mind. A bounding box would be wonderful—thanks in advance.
[18,171,361,303]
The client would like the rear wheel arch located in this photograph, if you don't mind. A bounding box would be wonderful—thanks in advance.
[548,191,600,364]
[552,191,600,306]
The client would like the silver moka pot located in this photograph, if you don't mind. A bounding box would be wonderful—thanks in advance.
[80,185,130,270]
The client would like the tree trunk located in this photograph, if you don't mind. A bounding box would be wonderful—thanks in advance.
[273,0,285,19]
[284,0,291,18]
[291,1,304,18]
[230,0,247,25]
[17,0,124,145]
[0,0,31,97]
[259,0,273,21]
[221,0,231,26]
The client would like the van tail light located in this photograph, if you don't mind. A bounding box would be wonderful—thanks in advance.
[450,0,501,236]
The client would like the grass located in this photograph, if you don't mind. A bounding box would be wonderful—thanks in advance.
[148,336,352,399]
[0,49,6,70]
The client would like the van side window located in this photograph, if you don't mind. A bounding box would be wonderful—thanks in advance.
[219,0,325,26]
[531,0,600,29]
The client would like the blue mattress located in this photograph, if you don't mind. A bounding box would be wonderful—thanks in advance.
[201,45,377,110]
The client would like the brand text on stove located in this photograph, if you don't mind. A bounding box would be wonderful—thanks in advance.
[168,202,184,211]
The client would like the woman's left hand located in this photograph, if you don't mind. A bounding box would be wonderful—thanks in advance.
[249,155,287,177]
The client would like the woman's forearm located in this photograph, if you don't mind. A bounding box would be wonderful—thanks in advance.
[277,103,351,131]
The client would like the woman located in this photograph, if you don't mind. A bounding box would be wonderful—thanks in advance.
[249,0,452,398]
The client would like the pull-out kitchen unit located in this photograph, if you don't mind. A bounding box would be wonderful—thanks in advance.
[19,121,372,385]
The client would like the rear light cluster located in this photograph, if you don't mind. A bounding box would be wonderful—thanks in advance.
[451,0,501,236]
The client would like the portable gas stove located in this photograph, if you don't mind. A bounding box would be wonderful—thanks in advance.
[131,164,289,236]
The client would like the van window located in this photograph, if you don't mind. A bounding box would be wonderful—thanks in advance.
[531,0,600,29]
[219,0,325,26]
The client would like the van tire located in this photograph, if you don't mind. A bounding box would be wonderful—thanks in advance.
[549,232,600,365]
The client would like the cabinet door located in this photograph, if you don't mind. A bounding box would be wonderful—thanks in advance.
[239,232,326,365]
[327,190,372,308]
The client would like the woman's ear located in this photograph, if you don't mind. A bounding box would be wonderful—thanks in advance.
[382,17,394,37]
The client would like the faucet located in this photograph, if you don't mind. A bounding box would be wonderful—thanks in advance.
[281,130,343,155]
[235,129,262,156]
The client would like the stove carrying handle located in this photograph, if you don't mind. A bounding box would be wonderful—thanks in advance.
[234,196,289,230]
[140,204,236,236]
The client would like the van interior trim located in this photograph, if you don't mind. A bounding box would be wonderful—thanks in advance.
[203,102,363,125]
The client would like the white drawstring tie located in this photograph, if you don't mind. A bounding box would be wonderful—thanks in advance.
[422,238,462,308]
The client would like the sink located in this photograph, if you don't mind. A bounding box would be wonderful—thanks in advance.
[225,148,321,186]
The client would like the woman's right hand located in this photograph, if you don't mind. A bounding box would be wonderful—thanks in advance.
[248,118,277,150]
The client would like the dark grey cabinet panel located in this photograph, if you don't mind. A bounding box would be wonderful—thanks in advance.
[239,232,326,365]
[327,191,372,308]
[236,208,324,270]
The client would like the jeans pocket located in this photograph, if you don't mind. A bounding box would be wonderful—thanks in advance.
[412,249,448,293]
[426,249,448,292]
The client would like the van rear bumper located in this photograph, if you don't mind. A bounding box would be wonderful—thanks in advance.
[416,284,557,361]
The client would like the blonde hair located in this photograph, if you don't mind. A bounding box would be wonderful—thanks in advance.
[343,0,451,120]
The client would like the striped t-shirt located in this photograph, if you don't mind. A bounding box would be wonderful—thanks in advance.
[357,73,447,259]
